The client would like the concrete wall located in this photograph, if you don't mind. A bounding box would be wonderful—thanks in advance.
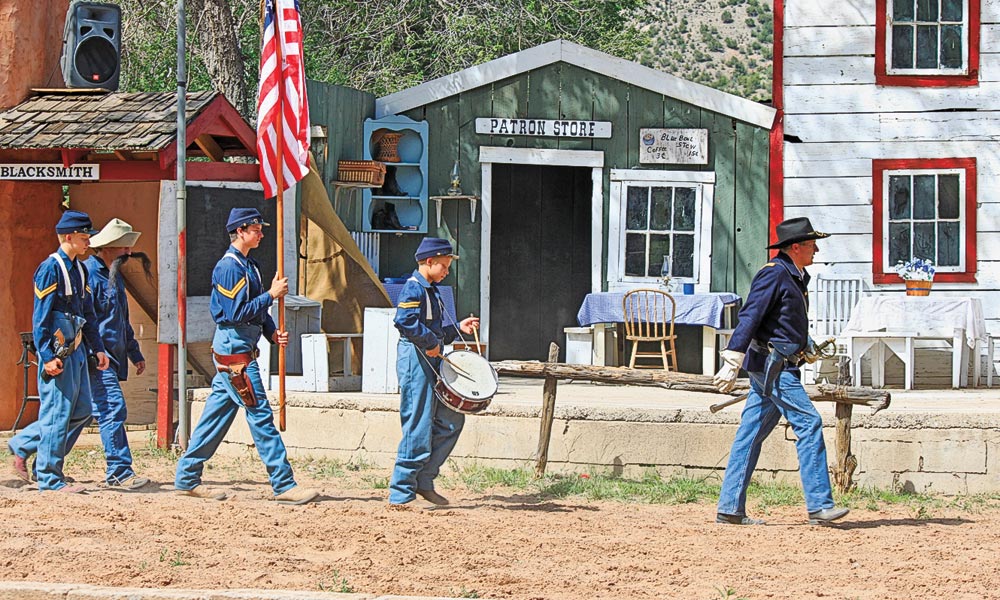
[193,393,1000,496]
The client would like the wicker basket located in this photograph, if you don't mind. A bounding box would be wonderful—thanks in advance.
[337,160,386,186]
[374,131,404,162]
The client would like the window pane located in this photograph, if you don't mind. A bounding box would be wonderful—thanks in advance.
[672,235,695,278]
[916,0,937,21]
[938,221,960,266]
[941,0,963,21]
[893,0,915,21]
[673,187,697,231]
[913,175,936,219]
[938,174,960,218]
[940,25,963,68]
[916,25,939,68]
[648,234,671,277]
[889,223,911,266]
[889,175,911,219]
[626,187,648,230]
[650,187,672,230]
[913,222,936,261]
[625,233,646,277]
[892,25,915,69]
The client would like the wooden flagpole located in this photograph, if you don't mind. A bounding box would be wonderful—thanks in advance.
[273,2,287,431]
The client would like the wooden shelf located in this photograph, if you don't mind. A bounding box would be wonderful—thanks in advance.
[430,195,479,226]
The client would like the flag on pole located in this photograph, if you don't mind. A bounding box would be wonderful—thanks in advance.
[257,0,310,198]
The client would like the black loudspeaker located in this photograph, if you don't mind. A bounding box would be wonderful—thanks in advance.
[61,1,122,90]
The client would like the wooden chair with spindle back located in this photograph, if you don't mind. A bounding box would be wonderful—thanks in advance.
[622,289,678,371]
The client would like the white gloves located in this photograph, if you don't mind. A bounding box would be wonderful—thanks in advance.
[713,349,745,393]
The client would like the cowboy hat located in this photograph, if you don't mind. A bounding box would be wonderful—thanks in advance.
[90,218,142,248]
[767,217,831,249]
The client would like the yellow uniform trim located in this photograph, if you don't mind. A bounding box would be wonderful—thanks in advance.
[215,277,247,299]
[764,262,775,267]
[85,285,92,294]
[398,301,421,308]
[34,282,59,299]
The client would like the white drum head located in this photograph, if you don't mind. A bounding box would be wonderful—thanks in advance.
[440,350,498,399]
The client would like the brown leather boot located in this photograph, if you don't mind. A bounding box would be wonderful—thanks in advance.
[416,489,450,506]
[11,455,30,482]
[275,485,319,506]
[175,485,228,501]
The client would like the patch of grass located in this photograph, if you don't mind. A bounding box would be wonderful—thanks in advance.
[159,548,189,567]
[455,586,480,598]
[716,586,749,600]
[749,480,803,511]
[296,457,346,479]
[64,448,102,472]
[318,569,354,593]
[363,475,389,489]
[346,455,377,471]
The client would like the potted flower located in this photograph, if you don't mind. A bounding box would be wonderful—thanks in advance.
[893,258,935,296]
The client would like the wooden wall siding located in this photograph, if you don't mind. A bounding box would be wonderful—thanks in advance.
[377,63,770,315]
[783,0,1000,333]
[306,80,375,231]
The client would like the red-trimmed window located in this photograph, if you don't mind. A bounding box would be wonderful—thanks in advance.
[873,158,977,284]
[875,0,980,86]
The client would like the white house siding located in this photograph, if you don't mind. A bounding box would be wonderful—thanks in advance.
[783,0,1000,336]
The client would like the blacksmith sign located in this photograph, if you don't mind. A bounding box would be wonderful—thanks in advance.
[639,128,709,165]
[0,164,100,180]
[475,118,612,138]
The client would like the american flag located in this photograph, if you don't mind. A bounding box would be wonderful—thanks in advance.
[256,0,310,198]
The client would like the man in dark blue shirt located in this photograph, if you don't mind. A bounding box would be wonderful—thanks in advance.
[713,217,849,526]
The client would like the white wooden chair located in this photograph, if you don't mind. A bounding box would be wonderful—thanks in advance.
[804,273,867,384]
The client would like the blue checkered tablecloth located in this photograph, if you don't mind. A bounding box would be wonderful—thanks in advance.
[577,291,741,329]
[383,283,459,326]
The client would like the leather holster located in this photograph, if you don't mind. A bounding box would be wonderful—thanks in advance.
[213,351,258,407]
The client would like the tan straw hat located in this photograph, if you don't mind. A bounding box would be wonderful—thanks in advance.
[90,218,141,248]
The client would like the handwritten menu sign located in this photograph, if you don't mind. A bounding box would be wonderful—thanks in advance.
[639,128,708,164]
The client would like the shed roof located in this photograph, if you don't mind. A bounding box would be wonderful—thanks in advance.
[377,40,777,129]
[0,90,255,158]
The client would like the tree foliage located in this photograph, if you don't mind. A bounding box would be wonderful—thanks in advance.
[118,0,651,118]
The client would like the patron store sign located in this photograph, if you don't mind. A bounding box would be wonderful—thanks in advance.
[639,128,708,165]
[0,163,100,180]
[476,118,611,138]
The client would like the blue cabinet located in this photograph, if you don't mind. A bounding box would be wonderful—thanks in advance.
[362,114,428,233]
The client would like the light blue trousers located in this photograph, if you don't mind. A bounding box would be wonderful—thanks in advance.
[388,340,465,504]
[174,326,296,495]
[717,370,836,515]
[9,347,92,491]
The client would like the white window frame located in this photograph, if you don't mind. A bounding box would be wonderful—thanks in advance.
[881,167,967,275]
[607,169,715,293]
[886,0,970,76]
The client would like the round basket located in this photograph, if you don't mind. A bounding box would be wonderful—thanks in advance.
[905,279,932,296]
[375,132,403,162]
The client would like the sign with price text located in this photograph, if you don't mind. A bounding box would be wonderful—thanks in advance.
[639,128,708,164]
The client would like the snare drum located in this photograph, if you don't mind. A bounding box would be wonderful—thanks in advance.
[434,350,499,414]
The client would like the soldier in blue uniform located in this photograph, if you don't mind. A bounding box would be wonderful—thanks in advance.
[8,210,110,493]
[389,237,479,509]
[713,217,850,525]
[174,208,318,505]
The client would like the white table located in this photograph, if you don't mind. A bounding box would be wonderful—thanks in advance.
[840,296,988,389]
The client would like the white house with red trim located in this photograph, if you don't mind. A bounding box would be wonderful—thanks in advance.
[775,0,999,334]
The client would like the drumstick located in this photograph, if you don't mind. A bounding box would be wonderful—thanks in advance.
[470,313,482,355]
[441,354,475,380]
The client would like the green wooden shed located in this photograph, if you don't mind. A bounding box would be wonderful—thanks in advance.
[340,40,776,363]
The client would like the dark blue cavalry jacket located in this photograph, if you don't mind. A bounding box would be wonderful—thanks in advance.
[393,270,457,350]
[726,251,811,374]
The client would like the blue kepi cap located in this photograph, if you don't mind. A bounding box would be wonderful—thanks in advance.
[55,210,98,235]
[226,207,270,233]
[414,237,459,262]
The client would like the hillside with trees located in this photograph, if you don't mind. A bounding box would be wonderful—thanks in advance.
[117,0,772,120]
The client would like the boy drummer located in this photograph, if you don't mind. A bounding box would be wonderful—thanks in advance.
[389,237,478,509]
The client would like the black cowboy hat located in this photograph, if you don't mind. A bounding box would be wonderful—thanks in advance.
[766,217,831,249]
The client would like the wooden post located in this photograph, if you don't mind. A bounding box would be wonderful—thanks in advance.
[833,356,858,493]
[534,342,560,478]
[156,343,175,449]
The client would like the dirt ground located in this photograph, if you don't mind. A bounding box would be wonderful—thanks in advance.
[1,445,999,600]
